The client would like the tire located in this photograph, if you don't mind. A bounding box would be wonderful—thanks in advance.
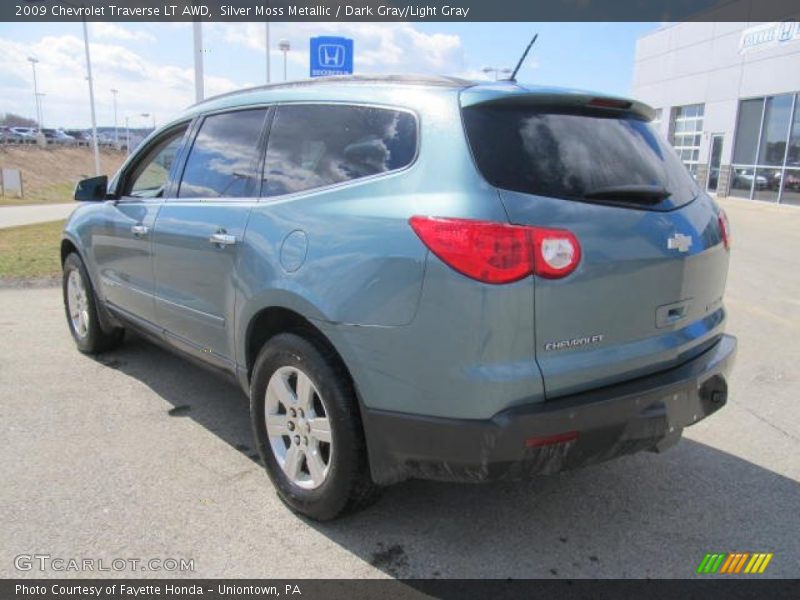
[62,252,124,354]
[250,332,382,520]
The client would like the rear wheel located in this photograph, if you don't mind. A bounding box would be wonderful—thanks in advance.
[62,253,124,354]
[250,332,382,520]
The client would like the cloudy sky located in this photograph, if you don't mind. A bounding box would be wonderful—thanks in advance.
[0,21,656,129]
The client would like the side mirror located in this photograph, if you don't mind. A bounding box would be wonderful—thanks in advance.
[74,175,108,202]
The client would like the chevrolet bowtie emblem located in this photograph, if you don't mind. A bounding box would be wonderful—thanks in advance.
[667,233,693,253]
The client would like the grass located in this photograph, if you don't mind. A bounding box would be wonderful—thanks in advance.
[0,182,76,206]
[0,219,65,280]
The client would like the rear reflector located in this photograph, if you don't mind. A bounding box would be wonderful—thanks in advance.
[409,216,581,284]
[718,209,731,250]
[525,431,579,448]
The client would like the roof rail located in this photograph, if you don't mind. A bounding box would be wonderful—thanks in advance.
[190,74,475,108]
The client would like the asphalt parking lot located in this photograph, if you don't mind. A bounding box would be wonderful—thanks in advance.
[1,198,798,580]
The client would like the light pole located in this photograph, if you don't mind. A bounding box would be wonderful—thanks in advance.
[110,88,119,145]
[79,19,101,175]
[279,39,290,81]
[27,57,41,128]
[482,66,512,81]
[36,93,46,129]
[193,21,204,102]
[53,1,100,173]
[125,116,130,154]
[140,113,153,133]
[265,22,271,84]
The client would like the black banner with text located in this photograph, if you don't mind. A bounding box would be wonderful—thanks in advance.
[4,0,799,22]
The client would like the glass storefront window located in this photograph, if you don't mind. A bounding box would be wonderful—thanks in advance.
[781,169,800,206]
[753,168,781,202]
[730,167,756,198]
[788,95,800,168]
[731,93,799,204]
[732,98,763,165]
[757,95,793,166]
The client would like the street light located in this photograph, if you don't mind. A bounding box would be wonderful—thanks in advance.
[193,21,204,102]
[140,113,155,131]
[27,57,41,128]
[278,39,290,81]
[36,93,46,129]
[482,66,512,81]
[265,22,271,84]
[110,88,119,145]
[53,0,100,174]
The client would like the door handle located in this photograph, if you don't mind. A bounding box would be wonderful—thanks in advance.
[131,224,149,236]
[209,232,237,247]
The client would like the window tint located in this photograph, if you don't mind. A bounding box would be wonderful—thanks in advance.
[262,104,417,196]
[462,105,698,205]
[126,127,187,198]
[178,109,267,199]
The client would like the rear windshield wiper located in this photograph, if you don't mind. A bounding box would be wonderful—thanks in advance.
[582,184,671,204]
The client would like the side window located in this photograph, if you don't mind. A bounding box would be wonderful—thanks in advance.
[263,104,417,196]
[125,126,187,198]
[178,108,268,199]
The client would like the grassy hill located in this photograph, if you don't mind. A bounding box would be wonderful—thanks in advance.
[0,146,127,206]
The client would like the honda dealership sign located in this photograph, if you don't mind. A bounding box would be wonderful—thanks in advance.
[739,20,799,53]
[310,36,354,77]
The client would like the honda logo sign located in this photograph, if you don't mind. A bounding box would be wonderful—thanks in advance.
[310,36,353,77]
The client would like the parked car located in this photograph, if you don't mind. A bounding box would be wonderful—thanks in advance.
[9,126,37,138]
[40,128,76,144]
[61,75,736,520]
[733,169,768,190]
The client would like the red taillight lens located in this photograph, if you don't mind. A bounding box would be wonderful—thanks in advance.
[718,209,731,250]
[409,216,581,284]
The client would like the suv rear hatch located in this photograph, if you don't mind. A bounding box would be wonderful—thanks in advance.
[461,87,731,398]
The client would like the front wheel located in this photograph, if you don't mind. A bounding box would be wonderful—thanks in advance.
[62,252,124,354]
[250,332,382,520]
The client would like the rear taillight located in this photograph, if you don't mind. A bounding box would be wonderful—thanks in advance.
[409,216,581,284]
[530,227,582,279]
[718,209,731,250]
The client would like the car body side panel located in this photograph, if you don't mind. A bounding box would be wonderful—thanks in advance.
[234,90,511,363]
[152,201,255,363]
[314,255,542,420]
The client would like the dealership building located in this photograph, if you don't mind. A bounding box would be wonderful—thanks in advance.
[633,20,800,206]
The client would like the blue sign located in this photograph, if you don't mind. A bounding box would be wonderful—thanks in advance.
[310,36,354,77]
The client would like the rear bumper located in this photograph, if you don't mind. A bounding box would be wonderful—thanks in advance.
[363,334,736,485]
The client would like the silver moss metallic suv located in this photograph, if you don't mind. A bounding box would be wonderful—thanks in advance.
[62,75,736,520]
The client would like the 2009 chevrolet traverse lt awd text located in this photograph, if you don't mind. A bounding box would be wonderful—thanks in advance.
[62,75,736,520]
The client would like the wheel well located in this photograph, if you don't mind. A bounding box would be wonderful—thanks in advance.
[245,307,349,384]
[60,239,79,266]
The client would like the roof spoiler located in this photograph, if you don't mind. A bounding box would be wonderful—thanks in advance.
[460,88,656,121]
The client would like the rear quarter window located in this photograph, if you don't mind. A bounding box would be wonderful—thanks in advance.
[262,104,417,196]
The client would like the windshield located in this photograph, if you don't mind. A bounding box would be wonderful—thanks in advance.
[462,104,698,208]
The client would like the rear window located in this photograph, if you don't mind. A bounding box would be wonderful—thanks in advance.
[462,105,698,206]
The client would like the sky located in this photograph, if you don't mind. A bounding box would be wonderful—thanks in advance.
[0,21,658,129]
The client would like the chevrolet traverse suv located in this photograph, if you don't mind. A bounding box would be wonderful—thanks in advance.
[62,75,736,520]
